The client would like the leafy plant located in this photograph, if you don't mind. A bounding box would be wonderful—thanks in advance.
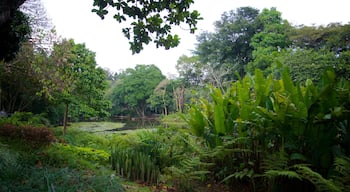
[111,147,160,184]
[43,143,109,170]
[164,156,210,191]
[185,68,350,190]
[0,124,56,146]
[0,112,49,126]
[332,156,350,191]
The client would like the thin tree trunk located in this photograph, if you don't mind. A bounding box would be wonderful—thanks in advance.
[63,103,69,136]
[162,91,167,115]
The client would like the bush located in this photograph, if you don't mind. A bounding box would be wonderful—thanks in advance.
[0,112,50,127]
[0,124,56,146]
[43,143,110,170]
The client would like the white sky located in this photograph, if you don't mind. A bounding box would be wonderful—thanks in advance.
[41,0,350,77]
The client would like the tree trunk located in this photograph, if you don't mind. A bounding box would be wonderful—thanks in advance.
[63,103,69,136]
[162,91,168,115]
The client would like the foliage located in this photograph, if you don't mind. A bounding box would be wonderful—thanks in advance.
[46,143,109,168]
[247,8,291,73]
[0,134,124,192]
[277,49,350,83]
[110,64,165,116]
[0,150,124,191]
[159,113,187,128]
[164,156,210,191]
[92,0,201,53]
[0,42,45,113]
[147,79,173,115]
[36,39,111,134]
[333,156,350,191]
[0,111,49,126]
[176,55,206,87]
[0,123,56,146]
[185,68,350,190]
[111,147,160,184]
[194,7,260,79]
[109,126,203,187]
[288,23,350,52]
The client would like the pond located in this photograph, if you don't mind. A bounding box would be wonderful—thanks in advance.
[108,117,160,132]
[72,117,161,135]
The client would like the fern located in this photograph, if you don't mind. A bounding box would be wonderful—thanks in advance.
[165,156,210,191]
[265,170,302,180]
[332,156,350,191]
[262,149,289,171]
[294,164,341,192]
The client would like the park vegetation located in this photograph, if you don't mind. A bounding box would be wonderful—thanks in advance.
[0,1,350,191]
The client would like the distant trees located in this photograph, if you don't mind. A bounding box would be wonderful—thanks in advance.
[110,64,165,117]
[187,7,350,86]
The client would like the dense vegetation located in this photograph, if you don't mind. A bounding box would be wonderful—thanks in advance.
[1,1,350,191]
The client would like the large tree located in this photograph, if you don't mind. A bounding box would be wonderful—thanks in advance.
[246,7,291,73]
[38,39,110,134]
[111,64,165,117]
[194,7,260,79]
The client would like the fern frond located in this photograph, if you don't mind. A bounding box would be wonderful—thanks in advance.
[262,149,289,171]
[333,156,350,191]
[222,168,254,182]
[265,170,302,180]
[294,164,341,192]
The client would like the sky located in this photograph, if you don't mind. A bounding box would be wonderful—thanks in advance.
[40,0,350,77]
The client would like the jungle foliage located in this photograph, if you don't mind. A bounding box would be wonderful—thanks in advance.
[1,2,350,191]
[185,68,350,191]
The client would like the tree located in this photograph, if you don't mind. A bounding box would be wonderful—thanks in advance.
[37,39,110,135]
[20,0,57,53]
[0,42,43,113]
[148,79,173,115]
[111,64,165,117]
[277,49,350,83]
[92,0,201,54]
[247,7,291,74]
[176,55,205,86]
[288,23,350,53]
[194,7,260,79]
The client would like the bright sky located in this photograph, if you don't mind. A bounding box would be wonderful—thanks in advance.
[41,0,350,76]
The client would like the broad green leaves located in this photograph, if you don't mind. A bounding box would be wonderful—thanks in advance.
[186,68,350,174]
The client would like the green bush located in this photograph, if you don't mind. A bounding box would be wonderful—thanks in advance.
[44,143,109,169]
[0,112,50,127]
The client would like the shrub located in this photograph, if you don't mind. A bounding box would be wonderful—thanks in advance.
[0,112,50,127]
[0,124,56,146]
[43,143,110,169]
